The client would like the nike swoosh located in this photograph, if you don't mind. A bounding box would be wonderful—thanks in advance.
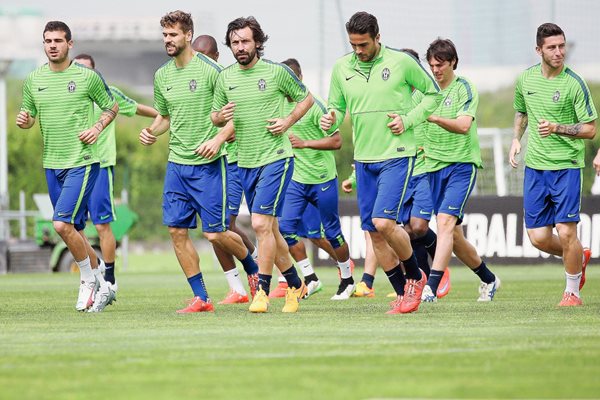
[321,185,331,192]
[209,222,221,227]
[527,91,536,95]
[228,86,238,90]
[38,87,48,91]
[259,205,272,210]
[345,76,356,81]
[307,230,320,235]
[57,212,70,217]
[383,209,395,215]
[100,215,111,220]
[228,205,237,210]
[166,87,173,91]
[448,206,460,210]
[567,213,577,218]
[419,210,432,215]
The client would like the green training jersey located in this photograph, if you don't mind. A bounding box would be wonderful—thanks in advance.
[514,64,597,170]
[212,58,309,168]
[326,45,441,162]
[411,90,427,176]
[94,85,137,168]
[423,75,482,172]
[154,53,222,165]
[284,95,337,184]
[21,62,116,169]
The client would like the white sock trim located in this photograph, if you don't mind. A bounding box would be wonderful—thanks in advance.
[224,268,246,295]
[297,258,314,277]
[565,271,582,297]
[77,257,94,282]
[338,258,352,279]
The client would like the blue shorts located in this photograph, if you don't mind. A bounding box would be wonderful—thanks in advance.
[88,166,116,225]
[45,163,99,231]
[239,158,293,217]
[297,203,323,239]
[428,163,477,224]
[226,162,243,217]
[523,167,582,229]
[279,178,345,248]
[398,173,434,225]
[162,159,228,232]
[356,157,414,232]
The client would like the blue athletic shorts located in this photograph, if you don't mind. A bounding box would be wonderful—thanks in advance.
[297,203,323,239]
[398,173,434,225]
[523,167,582,229]
[45,163,99,231]
[162,159,228,232]
[355,157,414,232]
[279,178,345,248]
[428,162,477,224]
[239,158,293,217]
[89,166,116,225]
[226,162,243,217]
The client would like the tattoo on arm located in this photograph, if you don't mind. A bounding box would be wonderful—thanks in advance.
[555,123,582,137]
[513,111,528,140]
[94,108,117,133]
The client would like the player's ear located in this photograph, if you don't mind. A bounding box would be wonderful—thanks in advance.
[535,46,542,56]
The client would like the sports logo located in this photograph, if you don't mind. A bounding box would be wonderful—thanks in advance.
[67,81,76,93]
[381,68,391,81]
[189,79,197,92]
[258,79,267,91]
[443,96,452,107]
[552,90,560,102]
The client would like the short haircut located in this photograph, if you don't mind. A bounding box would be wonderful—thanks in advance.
[73,53,95,68]
[281,58,302,78]
[426,38,459,70]
[43,21,72,41]
[192,35,218,55]
[225,16,269,57]
[536,23,565,47]
[345,12,379,39]
[401,48,420,61]
[160,10,194,35]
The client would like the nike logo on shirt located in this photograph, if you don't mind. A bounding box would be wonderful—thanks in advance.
[38,87,48,91]
[229,86,238,90]
[345,75,356,81]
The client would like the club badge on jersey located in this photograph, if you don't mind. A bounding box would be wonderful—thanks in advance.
[68,81,76,93]
[382,68,390,81]
[189,79,197,92]
[553,90,560,103]
[258,79,266,91]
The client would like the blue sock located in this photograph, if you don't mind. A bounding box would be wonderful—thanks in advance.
[361,273,375,289]
[258,273,272,295]
[427,270,444,293]
[411,240,430,278]
[402,254,421,280]
[422,228,437,259]
[473,261,495,284]
[385,266,406,296]
[282,266,303,289]
[187,273,208,301]
[239,251,259,275]
[104,262,115,284]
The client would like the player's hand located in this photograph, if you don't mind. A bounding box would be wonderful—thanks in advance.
[288,133,305,149]
[320,111,336,131]
[266,118,290,135]
[509,138,521,168]
[139,127,157,146]
[16,110,31,128]
[341,179,353,193]
[79,127,100,144]
[219,102,236,122]
[195,138,221,159]
[593,150,600,176]
[538,119,554,138]
[387,113,405,135]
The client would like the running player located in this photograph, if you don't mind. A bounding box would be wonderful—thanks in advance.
[17,21,119,312]
[509,23,595,306]
[212,17,314,313]
[321,12,441,314]
[139,11,259,313]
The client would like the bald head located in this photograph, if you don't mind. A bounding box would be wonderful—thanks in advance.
[192,35,219,61]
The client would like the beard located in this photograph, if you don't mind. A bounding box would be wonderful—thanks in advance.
[166,42,185,57]
[235,48,257,66]
[46,49,68,64]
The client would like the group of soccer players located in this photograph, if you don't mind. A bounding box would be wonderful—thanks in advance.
[16,10,596,314]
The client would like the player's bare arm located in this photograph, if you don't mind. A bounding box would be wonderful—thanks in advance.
[195,121,235,158]
[427,115,473,134]
[538,119,596,139]
[79,102,119,144]
[593,148,600,176]
[211,102,235,127]
[140,114,170,146]
[289,131,341,150]
[509,111,528,168]
[16,110,35,129]
[136,103,159,118]
[266,93,314,135]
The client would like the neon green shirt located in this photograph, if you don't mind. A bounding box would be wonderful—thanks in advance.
[514,64,597,170]
[21,62,116,169]
[411,90,427,176]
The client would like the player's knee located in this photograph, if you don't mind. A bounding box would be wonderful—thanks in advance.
[53,221,72,237]
[372,218,394,235]
[203,231,222,244]
[251,217,271,236]
[168,226,188,241]
[327,235,345,249]
[410,220,429,238]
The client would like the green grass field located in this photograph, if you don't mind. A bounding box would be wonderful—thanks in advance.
[1,254,599,400]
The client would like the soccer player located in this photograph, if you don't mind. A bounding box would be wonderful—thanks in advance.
[278,57,355,300]
[321,12,441,314]
[211,17,314,313]
[509,23,596,306]
[139,11,259,313]
[191,34,259,304]
[17,21,119,312]
[73,54,158,299]
[419,38,500,303]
